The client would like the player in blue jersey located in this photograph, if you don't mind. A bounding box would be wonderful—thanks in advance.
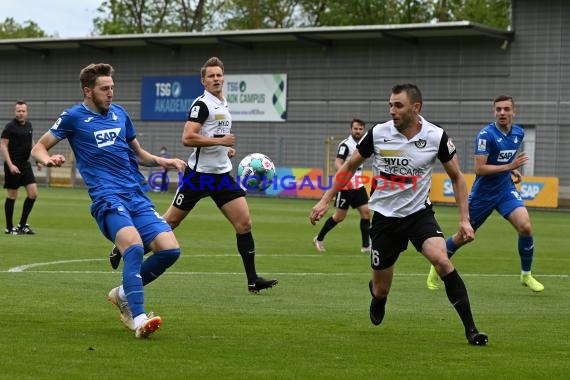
[426,95,544,292]
[31,63,188,338]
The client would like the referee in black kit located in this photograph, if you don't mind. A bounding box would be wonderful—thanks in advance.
[1,100,40,235]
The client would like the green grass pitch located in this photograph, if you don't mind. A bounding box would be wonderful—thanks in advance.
[1,187,569,379]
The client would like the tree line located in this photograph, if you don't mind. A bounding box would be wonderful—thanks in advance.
[1,0,510,39]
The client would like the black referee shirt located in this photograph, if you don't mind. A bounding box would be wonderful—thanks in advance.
[1,119,33,165]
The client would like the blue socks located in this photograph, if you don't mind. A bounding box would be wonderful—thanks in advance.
[141,248,181,285]
[122,246,181,318]
[122,244,145,318]
[447,234,535,272]
[518,235,534,272]
[446,237,458,258]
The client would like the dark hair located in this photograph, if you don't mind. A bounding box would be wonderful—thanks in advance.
[15,100,27,106]
[494,95,515,106]
[351,118,365,127]
[79,63,114,90]
[201,57,224,78]
[392,83,423,105]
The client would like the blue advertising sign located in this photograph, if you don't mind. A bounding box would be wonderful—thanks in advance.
[141,75,203,120]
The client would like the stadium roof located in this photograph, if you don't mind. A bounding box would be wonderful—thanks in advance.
[0,21,513,55]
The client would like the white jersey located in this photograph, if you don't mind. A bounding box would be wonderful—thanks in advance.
[186,90,232,173]
[337,135,364,189]
[357,115,456,217]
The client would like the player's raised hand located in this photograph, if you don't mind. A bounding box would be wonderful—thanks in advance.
[511,152,529,169]
[45,154,65,167]
[219,134,235,147]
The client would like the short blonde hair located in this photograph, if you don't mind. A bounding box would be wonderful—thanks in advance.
[200,57,224,78]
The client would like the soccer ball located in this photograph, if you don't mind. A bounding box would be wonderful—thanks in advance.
[237,153,276,191]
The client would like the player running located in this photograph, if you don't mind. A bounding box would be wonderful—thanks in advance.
[311,84,488,345]
[426,95,544,292]
[313,118,371,253]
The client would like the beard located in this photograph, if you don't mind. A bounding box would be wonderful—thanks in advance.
[93,97,111,113]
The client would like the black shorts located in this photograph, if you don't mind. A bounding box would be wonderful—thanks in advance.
[369,206,444,270]
[171,168,246,211]
[3,162,36,189]
[334,187,368,210]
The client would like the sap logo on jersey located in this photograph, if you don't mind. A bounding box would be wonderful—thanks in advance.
[520,182,544,200]
[95,128,121,148]
[497,150,517,162]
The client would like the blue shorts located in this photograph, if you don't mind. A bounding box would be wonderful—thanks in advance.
[468,188,525,231]
[90,192,171,246]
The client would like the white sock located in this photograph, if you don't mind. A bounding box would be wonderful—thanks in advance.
[118,285,126,300]
[133,313,148,328]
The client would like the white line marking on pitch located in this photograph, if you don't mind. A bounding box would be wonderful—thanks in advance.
[7,259,103,272]
[4,257,568,278]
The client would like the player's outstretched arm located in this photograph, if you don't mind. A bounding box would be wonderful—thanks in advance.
[129,138,186,172]
[310,151,364,225]
[31,132,65,167]
[442,155,474,242]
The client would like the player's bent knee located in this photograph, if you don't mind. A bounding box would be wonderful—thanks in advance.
[234,221,252,234]
[517,223,532,236]
[154,248,180,268]
[433,258,453,277]
[163,213,181,229]
[162,208,185,230]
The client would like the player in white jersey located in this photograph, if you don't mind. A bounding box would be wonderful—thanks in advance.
[162,57,278,293]
[310,84,488,346]
[313,118,371,253]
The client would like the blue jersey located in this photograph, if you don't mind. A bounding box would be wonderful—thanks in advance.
[49,103,146,201]
[471,122,524,199]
